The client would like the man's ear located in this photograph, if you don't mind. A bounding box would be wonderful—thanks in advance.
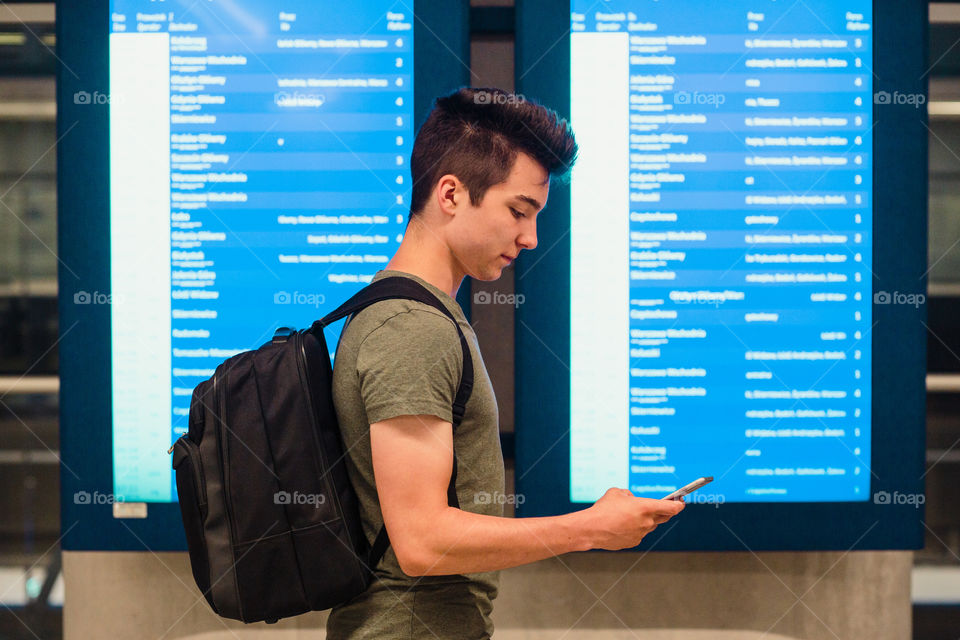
[435,174,462,217]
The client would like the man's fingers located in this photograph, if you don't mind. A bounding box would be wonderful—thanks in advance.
[647,499,685,515]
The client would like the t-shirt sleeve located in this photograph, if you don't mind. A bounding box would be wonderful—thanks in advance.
[354,307,463,425]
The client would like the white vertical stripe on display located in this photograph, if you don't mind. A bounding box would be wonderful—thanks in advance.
[570,32,630,502]
[110,32,172,502]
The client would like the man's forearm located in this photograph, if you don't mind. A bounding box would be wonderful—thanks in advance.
[396,506,596,576]
[368,415,677,577]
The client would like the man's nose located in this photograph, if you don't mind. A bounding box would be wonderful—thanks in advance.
[519,222,538,251]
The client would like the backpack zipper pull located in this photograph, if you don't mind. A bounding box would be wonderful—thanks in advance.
[168,435,184,455]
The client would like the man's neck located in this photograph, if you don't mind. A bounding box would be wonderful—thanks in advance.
[384,220,465,298]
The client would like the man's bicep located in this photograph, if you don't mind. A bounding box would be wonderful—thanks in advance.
[370,414,454,569]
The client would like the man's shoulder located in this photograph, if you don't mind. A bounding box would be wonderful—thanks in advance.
[339,298,458,349]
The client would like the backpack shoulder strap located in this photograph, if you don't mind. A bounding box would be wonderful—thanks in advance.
[316,276,473,571]
[316,276,474,428]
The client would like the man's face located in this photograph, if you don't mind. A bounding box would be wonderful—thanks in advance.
[442,152,549,282]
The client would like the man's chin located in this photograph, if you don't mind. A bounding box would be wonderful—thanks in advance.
[471,266,505,282]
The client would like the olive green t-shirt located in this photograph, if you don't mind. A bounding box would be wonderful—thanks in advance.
[326,269,505,640]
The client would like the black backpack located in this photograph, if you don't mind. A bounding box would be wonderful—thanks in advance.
[169,276,473,623]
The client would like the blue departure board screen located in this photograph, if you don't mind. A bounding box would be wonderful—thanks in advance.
[108,1,413,502]
[567,1,873,503]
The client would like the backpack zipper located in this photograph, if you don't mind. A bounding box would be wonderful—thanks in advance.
[214,370,239,547]
[294,329,362,568]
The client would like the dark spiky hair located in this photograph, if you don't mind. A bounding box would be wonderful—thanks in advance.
[408,87,578,217]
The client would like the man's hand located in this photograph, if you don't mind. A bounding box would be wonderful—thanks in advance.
[580,487,685,551]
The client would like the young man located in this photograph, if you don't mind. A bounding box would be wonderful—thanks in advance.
[327,87,685,639]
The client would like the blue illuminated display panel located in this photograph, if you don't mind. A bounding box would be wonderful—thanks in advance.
[108,1,413,501]
[567,1,873,503]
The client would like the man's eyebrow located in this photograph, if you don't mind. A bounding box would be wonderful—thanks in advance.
[513,194,543,210]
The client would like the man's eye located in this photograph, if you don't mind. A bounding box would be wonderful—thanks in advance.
[510,207,525,219]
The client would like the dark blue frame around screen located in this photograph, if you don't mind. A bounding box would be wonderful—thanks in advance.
[58,0,471,551]
[515,0,927,550]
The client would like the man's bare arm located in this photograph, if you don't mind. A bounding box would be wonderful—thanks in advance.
[371,414,684,577]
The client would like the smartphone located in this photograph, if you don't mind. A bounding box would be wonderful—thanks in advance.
[662,476,713,501]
